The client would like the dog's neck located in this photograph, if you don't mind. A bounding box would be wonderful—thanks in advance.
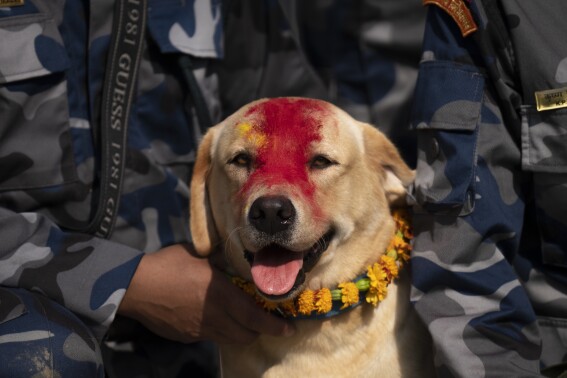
[232,209,412,320]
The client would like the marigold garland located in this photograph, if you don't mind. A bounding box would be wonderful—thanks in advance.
[297,290,315,315]
[232,209,412,318]
[338,282,359,309]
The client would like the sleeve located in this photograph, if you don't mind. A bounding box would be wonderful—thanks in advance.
[0,4,144,341]
[0,207,143,340]
[409,3,543,377]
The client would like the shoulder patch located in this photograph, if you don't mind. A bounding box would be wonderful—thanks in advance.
[423,0,478,37]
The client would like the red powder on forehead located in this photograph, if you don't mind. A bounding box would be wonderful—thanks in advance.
[241,98,327,197]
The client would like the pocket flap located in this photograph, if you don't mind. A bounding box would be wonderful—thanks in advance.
[522,107,567,173]
[0,5,69,84]
[411,61,484,131]
[411,61,485,215]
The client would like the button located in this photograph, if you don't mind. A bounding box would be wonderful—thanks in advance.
[430,137,440,159]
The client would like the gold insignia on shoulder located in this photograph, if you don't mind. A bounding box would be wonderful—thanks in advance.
[535,88,567,112]
[0,0,25,6]
[423,0,478,37]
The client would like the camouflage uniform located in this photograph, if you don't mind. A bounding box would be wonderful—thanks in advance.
[215,0,425,166]
[0,0,425,376]
[411,1,567,376]
[0,0,222,376]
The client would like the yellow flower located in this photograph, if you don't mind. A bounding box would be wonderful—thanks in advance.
[367,262,385,286]
[374,278,389,303]
[314,288,333,314]
[280,299,298,317]
[393,209,412,238]
[338,282,359,309]
[398,249,410,264]
[379,255,399,280]
[392,234,407,249]
[262,300,279,312]
[232,277,257,297]
[366,262,389,306]
[297,290,315,315]
[366,290,379,306]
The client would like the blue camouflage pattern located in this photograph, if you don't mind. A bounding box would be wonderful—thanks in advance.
[411,1,567,376]
[0,0,426,375]
[214,0,425,166]
[0,287,104,377]
[0,0,222,375]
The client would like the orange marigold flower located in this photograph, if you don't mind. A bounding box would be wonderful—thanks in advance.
[391,234,407,249]
[366,290,379,306]
[379,255,399,280]
[393,209,412,238]
[280,299,298,317]
[366,284,389,305]
[375,277,389,302]
[367,262,387,286]
[297,290,315,315]
[366,262,389,306]
[314,288,333,314]
[232,277,257,296]
[262,300,279,312]
[397,243,411,263]
[232,277,246,287]
[338,282,359,309]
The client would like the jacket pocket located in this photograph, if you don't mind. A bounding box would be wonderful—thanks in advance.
[0,4,77,192]
[521,106,567,173]
[521,107,567,269]
[411,61,484,215]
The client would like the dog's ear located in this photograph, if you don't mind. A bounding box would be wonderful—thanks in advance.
[190,127,220,256]
[362,123,415,206]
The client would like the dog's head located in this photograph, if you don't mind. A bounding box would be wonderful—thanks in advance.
[190,98,413,302]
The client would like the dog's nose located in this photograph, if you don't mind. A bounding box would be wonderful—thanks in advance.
[249,196,296,234]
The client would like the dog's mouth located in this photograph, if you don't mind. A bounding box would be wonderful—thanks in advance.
[244,230,335,301]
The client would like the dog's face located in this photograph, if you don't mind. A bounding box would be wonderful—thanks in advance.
[190,98,413,302]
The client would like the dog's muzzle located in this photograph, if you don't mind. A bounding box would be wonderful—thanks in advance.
[244,195,334,300]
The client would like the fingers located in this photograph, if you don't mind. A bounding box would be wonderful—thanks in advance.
[205,271,295,343]
[229,296,295,339]
[204,297,295,344]
[123,244,295,345]
[200,319,258,345]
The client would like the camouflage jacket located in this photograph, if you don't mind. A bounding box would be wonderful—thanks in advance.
[411,0,567,376]
[0,0,425,343]
[0,0,223,341]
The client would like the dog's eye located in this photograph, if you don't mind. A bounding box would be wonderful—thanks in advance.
[310,155,334,170]
[229,153,252,168]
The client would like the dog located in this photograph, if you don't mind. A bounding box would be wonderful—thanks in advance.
[190,97,434,377]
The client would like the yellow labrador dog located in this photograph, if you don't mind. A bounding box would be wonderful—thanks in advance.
[190,98,433,377]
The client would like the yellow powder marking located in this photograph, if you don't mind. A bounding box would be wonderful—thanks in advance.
[237,123,267,148]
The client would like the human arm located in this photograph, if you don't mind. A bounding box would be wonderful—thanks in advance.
[0,205,293,345]
[0,207,143,340]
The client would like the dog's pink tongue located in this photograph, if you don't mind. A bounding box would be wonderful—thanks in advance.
[251,246,303,296]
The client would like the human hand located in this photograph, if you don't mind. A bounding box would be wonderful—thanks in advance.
[118,244,295,344]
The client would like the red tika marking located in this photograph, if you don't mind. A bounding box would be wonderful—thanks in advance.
[241,98,327,200]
